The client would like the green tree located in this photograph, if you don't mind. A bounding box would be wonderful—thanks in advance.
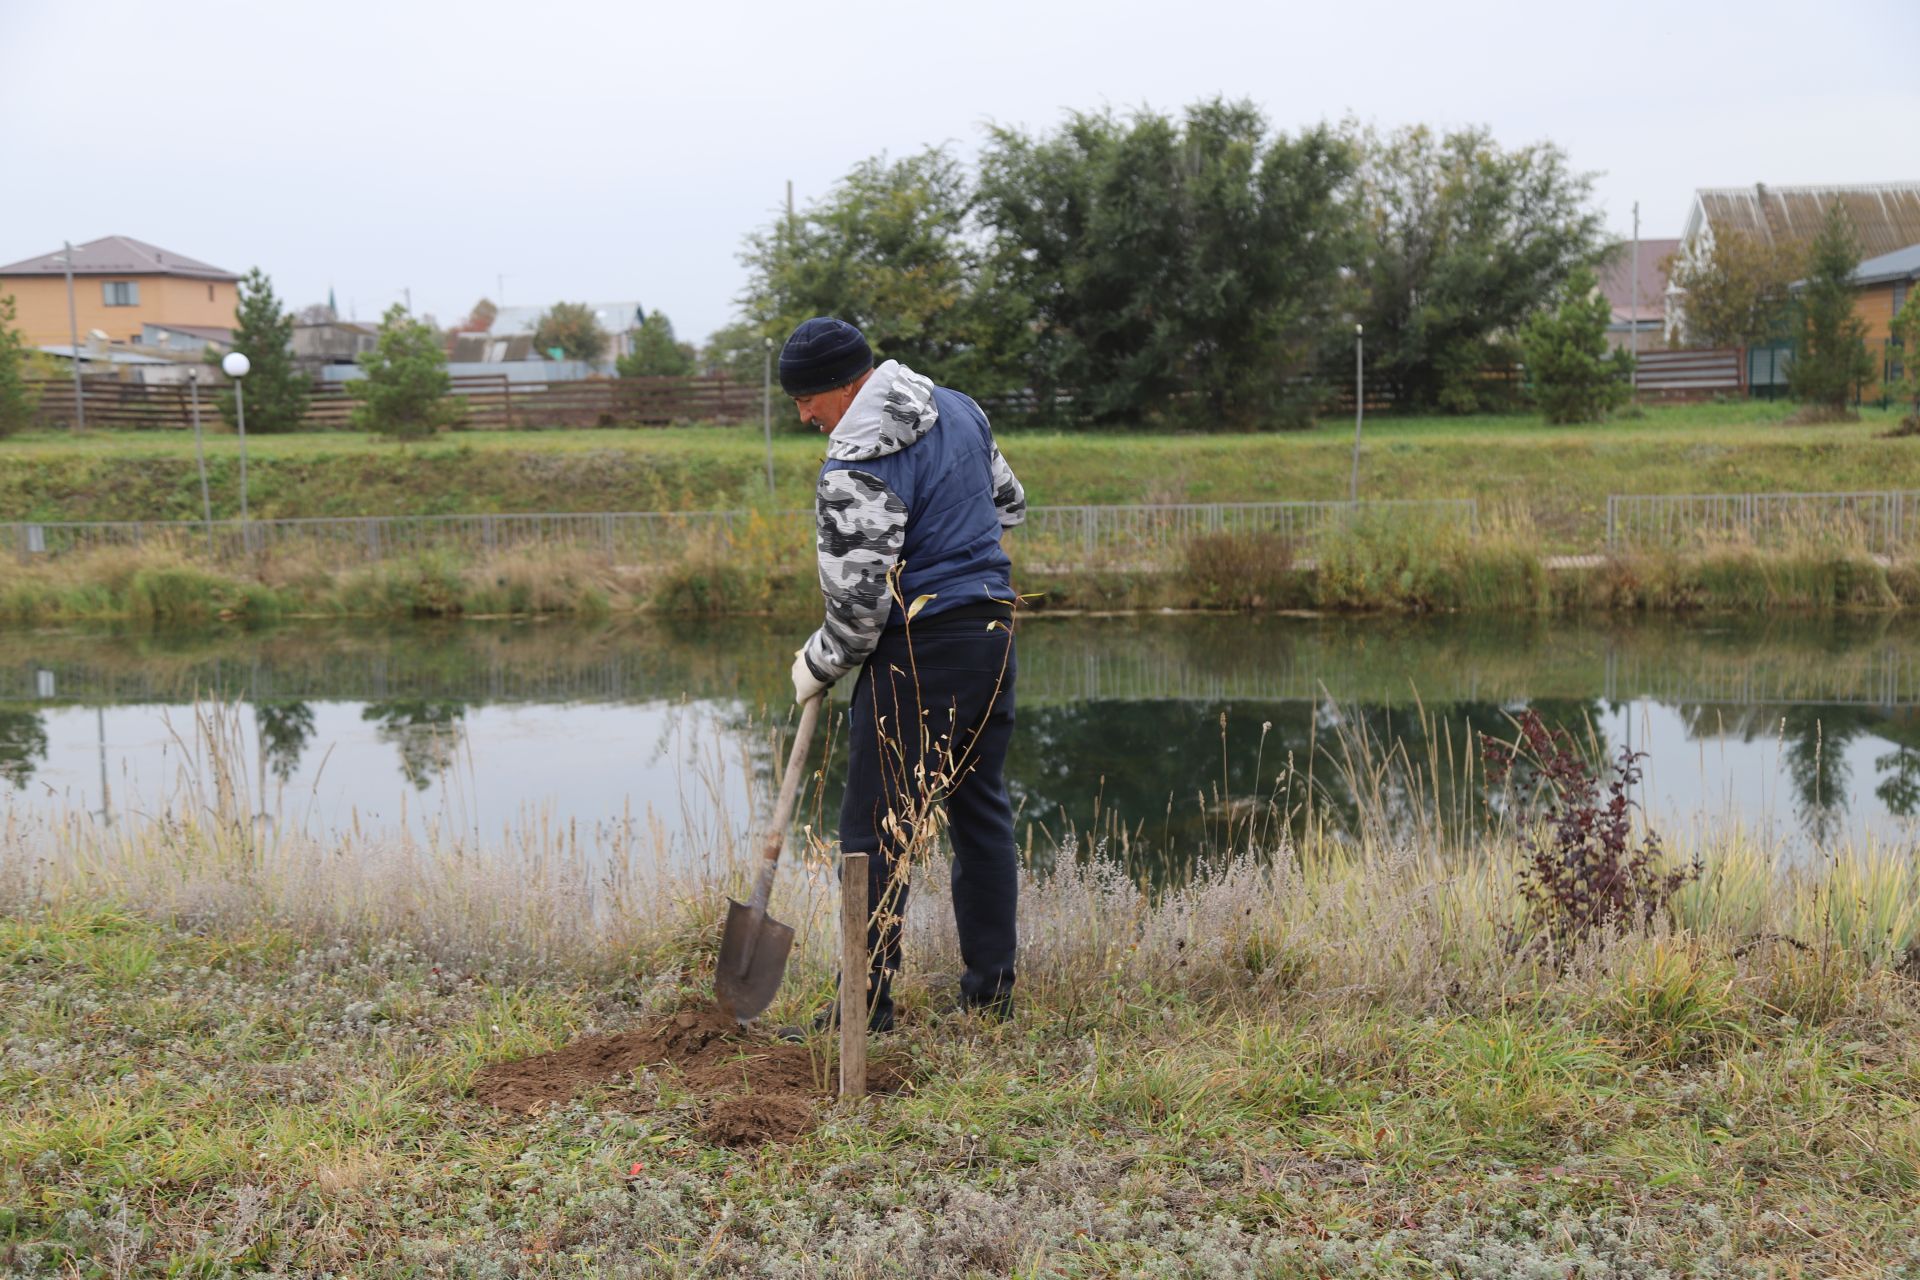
[1521,267,1634,424]
[1787,205,1876,414]
[976,101,1358,426]
[739,147,1013,396]
[209,267,309,433]
[1889,291,1920,428]
[616,310,696,377]
[452,297,498,335]
[698,320,772,384]
[349,304,455,439]
[1667,229,1802,349]
[532,302,608,362]
[0,293,38,436]
[1351,124,1605,413]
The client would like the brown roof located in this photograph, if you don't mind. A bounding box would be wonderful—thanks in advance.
[1688,184,1920,259]
[0,235,241,281]
[1598,238,1679,323]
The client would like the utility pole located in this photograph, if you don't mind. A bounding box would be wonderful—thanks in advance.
[61,241,84,432]
[1349,325,1364,503]
[1630,201,1641,400]
[402,286,412,314]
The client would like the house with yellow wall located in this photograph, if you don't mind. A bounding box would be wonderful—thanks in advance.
[0,235,240,349]
[1850,244,1918,341]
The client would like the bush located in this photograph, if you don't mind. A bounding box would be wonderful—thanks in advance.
[349,305,456,440]
[1484,709,1698,956]
[1181,531,1299,609]
[1892,290,1920,430]
[0,293,38,436]
[1520,267,1632,424]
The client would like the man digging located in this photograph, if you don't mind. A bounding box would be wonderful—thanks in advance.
[778,317,1027,1034]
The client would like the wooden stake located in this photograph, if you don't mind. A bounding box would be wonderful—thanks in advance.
[839,851,868,1100]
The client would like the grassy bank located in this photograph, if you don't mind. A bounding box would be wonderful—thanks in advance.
[8,514,1920,625]
[2,400,1912,550]
[4,775,1920,1274]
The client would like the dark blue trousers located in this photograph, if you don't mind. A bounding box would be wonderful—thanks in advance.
[838,611,1017,1028]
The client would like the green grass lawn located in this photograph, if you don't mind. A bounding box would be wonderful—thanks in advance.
[7,894,1919,1276]
[2,399,1913,549]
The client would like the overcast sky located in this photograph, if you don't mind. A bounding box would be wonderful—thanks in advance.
[5,0,1914,345]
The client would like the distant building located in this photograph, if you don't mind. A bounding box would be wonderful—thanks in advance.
[292,320,380,370]
[1597,238,1679,352]
[486,301,647,362]
[36,343,193,384]
[1669,183,1920,340]
[0,235,241,347]
[140,322,234,354]
[448,332,539,364]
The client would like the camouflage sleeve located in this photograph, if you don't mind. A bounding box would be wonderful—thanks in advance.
[801,467,908,684]
[990,444,1026,529]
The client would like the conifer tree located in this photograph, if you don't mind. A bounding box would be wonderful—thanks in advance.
[210,268,309,433]
[1788,205,1875,415]
[1521,267,1634,424]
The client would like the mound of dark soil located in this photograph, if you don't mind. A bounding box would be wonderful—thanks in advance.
[471,1006,909,1146]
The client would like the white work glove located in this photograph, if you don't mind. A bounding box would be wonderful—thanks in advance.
[791,649,829,705]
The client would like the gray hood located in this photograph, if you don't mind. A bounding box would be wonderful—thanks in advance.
[826,360,938,462]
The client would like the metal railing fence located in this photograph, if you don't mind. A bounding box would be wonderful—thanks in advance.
[1019,500,1480,563]
[5,499,1480,569]
[1606,490,1920,556]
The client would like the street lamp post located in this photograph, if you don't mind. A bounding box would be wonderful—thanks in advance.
[221,351,252,546]
[59,242,84,432]
[1349,324,1365,504]
[762,336,775,495]
[188,368,215,557]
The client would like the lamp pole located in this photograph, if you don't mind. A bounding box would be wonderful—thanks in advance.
[221,352,252,542]
[188,368,214,556]
[60,242,84,432]
[762,336,775,495]
[1349,324,1364,504]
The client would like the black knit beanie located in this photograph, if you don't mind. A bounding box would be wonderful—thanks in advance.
[778,317,873,396]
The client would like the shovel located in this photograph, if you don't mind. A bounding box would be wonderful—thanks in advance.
[715,693,823,1023]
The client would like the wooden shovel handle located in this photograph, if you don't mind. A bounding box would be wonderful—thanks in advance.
[744,694,823,916]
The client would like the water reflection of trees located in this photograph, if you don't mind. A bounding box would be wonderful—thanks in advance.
[1006,697,1609,875]
[255,702,316,784]
[0,707,48,789]
[361,701,467,791]
[1668,701,1920,842]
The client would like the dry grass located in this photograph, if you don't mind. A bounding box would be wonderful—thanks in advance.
[6,706,1920,1275]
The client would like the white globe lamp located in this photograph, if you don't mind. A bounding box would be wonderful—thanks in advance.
[221,350,253,526]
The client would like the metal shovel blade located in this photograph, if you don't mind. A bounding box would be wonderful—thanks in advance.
[714,897,795,1022]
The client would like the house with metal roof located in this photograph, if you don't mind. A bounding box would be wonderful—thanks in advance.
[1598,237,1679,352]
[1669,183,1920,342]
[0,235,241,349]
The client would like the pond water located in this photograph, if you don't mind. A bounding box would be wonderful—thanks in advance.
[4,613,1920,870]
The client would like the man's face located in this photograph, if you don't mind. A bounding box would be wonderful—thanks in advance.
[792,382,857,434]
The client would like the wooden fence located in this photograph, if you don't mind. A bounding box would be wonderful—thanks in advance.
[1632,348,1744,401]
[24,374,761,432]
